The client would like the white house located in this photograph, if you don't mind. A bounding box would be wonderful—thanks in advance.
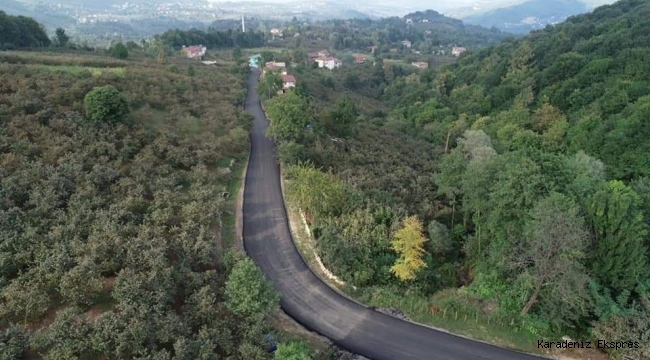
[401,40,412,48]
[452,46,468,57]
[315,57,341,70]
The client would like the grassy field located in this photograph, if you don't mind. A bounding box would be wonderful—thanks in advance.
[30,64,126,76]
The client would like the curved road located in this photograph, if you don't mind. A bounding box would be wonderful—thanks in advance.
[242,67,544,360]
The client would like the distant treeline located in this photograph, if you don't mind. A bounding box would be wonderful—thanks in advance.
[0,10,51,49]
[156,28,265,49]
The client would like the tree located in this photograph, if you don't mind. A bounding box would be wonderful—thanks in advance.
[274,342,312,360]
[329,95,359,137]
[266,92,313,143]
[232,46,242,60]
[84,85,130,125]
[514,193,590,325]
[225,258,279,322]
[188,64,196,77]
[54,27,69,47]
[588,181,648,295]
[109,42,129,59]
[427,220,452,255]
[257,72,282,100]
[390,216,428,281]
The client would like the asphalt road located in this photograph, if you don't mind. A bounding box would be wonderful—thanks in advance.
[242,67,545,360]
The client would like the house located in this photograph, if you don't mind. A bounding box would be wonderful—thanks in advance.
[401,40,412,49]
[282,74,296,89]
[270,28,283,37]
[315,56,341,70]
[263,61,286,75]
[182,45,207,59]
[308,50,329,62]
[354,54,367,64]
[249,54,262,68]
[411,62,429,69]
[452,46,467,57]
[368,45,378,53]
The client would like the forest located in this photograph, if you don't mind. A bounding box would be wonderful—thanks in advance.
[0,10,51,49]
[156,28,266,50]
[264,0,650,358]
[0,42,299,358]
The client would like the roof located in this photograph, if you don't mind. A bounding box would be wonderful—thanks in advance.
[282,74,296,83]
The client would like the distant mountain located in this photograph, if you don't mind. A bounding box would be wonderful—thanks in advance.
[463,0,590,34]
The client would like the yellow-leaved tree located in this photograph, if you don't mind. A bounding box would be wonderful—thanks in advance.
[390,216,428,281]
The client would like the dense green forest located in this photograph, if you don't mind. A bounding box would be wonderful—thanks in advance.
[265,0,650,358]
[0,10,51,49]
[157,28,266,50]
[0,45,294,358]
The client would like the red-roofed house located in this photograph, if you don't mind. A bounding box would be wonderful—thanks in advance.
[182,45,207,59]
[282,74,296,89]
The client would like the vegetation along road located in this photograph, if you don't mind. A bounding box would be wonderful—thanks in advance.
[242,67,546,360]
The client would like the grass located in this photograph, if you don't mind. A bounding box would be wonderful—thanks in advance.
[30,64,126,76]
[351,287,545,355]
[280,175,547,356]
[220,156,247,249]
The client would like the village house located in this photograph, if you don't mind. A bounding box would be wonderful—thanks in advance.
[411,61,429,70]
[270,28,283,37]
[263,61,286,75]
[282,74,296,90]
[315,56,341,70]
[354,54,367,64]
[181,45,207,59]
[401,40,412,48]
[308,50,329,62]
[452,46,468,57]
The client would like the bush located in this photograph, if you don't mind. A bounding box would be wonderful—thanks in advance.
[109,42,129,59]
[84,85,129,125]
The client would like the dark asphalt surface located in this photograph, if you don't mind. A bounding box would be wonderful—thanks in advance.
[242,67,545,360]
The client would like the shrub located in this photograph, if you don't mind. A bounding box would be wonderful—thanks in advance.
[84,85,129,124]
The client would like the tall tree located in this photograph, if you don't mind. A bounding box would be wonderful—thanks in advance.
[266,92,313,143]
[225,258,279,322]
[588,181,648,294]
[514,193,589,325]
[390,216,428,281]
[54,28,69,47]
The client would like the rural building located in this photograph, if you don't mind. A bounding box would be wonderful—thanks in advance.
[182,45,207,59]
[402,40,412,48]
[282,74,296,89]
[315,56,341,70]
[452,46,467,57]
[354,54,367,64]
[411,62,429,69]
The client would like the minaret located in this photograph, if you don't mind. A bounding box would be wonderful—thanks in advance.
[242,15,245,33]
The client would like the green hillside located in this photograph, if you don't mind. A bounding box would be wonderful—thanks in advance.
[0,37,289,358]
[265,0,650,357]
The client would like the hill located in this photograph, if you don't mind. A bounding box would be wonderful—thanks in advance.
[464,0,590,34]
[264,0,650,358]
[0,13,295,357]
